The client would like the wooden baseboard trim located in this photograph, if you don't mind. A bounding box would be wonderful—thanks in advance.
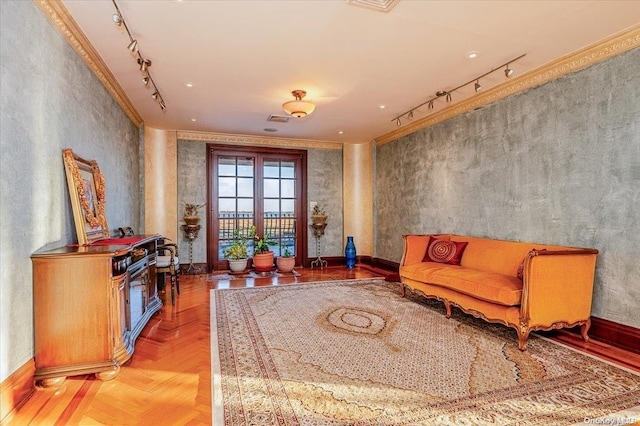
[0,358,36,423]
[571,316,640,354]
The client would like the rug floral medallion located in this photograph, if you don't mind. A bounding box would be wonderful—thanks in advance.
[210,279,640,425]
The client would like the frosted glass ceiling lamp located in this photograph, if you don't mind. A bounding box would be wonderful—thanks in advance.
[282,90,316,118]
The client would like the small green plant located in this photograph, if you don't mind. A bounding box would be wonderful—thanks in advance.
[250,225,277,255]
[280,246,293,257]
[184,203,206,217]
[223,228,249,260]
[311,204,326,216]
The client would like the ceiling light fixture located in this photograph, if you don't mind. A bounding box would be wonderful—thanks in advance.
[282,90,316,118]
[505,64,514,78]
[111,0,166,111]
[391,53,526,127]
[137,58,151,72]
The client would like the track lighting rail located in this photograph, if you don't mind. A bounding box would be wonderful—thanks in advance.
[112,0,166,110]
[392,53,526,126]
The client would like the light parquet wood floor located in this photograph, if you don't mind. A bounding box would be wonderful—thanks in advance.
[7,266,639,425]
[7,266,384,425]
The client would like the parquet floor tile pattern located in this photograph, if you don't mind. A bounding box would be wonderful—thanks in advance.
[6,266,639,425]
[8,267,383,425]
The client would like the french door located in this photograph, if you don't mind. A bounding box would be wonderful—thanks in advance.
[207,144,307,271]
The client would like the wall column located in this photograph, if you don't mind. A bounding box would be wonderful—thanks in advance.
[343,141,374,257]
[144,128,178,242]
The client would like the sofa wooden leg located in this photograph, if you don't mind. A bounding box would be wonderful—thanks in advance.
[400,283,406,297]
[581,319,591,343]
[517,329,531,351]
[444,302,452,318]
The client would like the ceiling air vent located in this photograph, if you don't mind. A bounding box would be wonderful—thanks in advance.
[267,114,290,123]
[346,0,400,13]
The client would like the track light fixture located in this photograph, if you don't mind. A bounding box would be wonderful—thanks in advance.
[505,64,514,78]
[111,0,166,111]
[391,53,526,126]
[137,58,151,72]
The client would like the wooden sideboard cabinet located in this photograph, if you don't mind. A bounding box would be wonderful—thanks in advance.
[31,235,162,387]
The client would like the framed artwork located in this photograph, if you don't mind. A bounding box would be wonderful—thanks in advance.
[62,148,110,244]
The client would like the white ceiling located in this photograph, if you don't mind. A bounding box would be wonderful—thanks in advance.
[61,0,640,144]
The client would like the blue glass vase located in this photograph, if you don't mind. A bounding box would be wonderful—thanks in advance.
[345,236,356,269]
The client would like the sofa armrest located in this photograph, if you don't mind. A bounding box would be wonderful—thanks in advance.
[400,235,431,267]
[521,248,598,327]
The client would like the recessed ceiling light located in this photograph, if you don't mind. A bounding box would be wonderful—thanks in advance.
[466,51,480,59]
[338,131,344,135]
[191,118,196,122]
[185,82,194,88]
[379,105,386,109]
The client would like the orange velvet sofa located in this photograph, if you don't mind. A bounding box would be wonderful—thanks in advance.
[399,234,599,350]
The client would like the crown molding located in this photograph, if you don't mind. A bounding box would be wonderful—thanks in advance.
[177,131,343,150]
[375,25,640,146]
[33,0,143,127]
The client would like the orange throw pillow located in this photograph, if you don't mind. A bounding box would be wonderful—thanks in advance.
[423,236,468,265]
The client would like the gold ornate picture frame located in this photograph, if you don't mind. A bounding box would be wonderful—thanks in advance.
[62,148,109,244]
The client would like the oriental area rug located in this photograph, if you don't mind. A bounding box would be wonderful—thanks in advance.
[210,280,640,425]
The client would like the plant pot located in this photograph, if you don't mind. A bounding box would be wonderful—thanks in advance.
[228,258,248,273]
[311,214,328,226]
[276,256,295,273]
[184,216,200,226]
[253,251,274,273]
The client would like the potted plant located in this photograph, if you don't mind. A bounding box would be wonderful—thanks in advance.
[276,246,296,273]
[250,226,277,272]
[184,203,206,226]
[223,229,249,273]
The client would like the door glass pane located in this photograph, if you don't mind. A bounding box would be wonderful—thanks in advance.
[281,161,295,178]
[281,199,295,216]
[264,160,280,178]
[218,177,236,197]
[263,198,279,216]
[237,177,254,197]
[238,158,254,177]
[281,180,295,198]
[218,157,236,176]
[263,178,279,198]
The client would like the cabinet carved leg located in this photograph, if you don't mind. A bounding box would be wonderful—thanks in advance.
[95,365,120,381]
[38,376,66,389]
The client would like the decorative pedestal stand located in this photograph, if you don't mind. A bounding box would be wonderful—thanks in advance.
[181,224,202,274]
[310,223,328,269]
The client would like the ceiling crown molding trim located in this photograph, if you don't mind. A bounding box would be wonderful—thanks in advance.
[33,0,143,127]
[375,24,640,146]
[177,131,343,150]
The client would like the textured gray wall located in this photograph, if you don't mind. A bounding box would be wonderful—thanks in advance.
[177,140,208,264]
[0,1,140,381]
[376,48,640,328]
[307,149,343,258]
[176,141,344,264]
